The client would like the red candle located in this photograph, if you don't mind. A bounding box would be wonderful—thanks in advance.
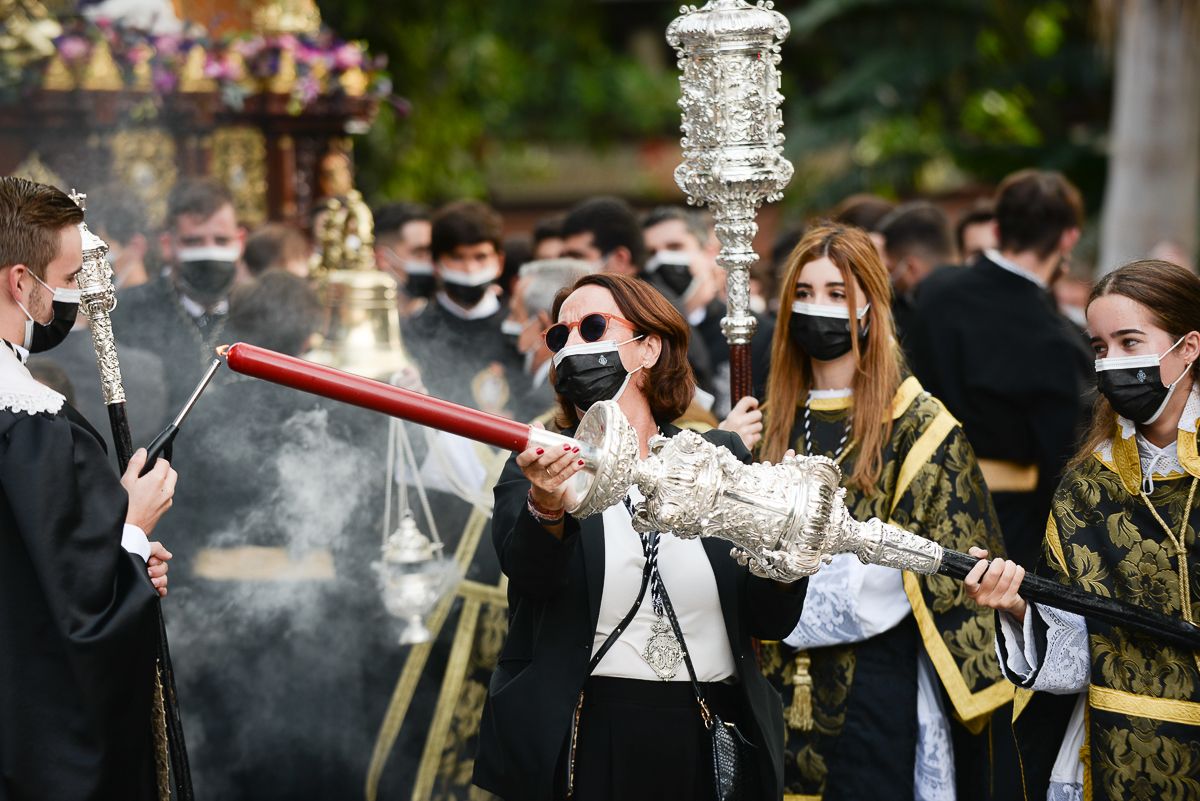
[224,342,550,452]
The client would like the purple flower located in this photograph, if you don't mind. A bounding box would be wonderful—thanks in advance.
[152,67,177,93]
[297,75,320,104]
[333,44,363,70]
[275,34,299,52]
[57,36,90,62]
[154,35,181,56]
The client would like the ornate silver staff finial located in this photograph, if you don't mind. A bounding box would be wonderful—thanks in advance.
[668,1,793,394]
[70,189,125,407]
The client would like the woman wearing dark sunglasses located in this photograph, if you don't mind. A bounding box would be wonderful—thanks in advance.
[472,272,808,801]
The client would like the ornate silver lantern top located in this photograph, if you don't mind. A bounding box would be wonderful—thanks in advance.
[668,0,792,353]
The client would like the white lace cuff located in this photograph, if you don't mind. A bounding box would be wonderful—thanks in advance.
[997,607,1037,679]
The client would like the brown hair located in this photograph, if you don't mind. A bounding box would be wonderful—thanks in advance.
[430,200,503,261]
[760,224,903,491]
[1071,258,1200,467]
[994,169,1083,259]
[0,177,84,278]
[550,273,694,428]
[167,179,235,229]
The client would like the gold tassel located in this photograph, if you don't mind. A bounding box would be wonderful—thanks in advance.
[151,660,171,801]
[785,653,814,731]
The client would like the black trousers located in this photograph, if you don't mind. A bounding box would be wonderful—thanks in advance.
[564,676,759,801]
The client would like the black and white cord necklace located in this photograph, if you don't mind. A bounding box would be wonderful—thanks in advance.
[623,495,684,680]
[803,394,852,463]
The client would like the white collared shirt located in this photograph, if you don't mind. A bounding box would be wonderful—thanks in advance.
[984,249,1047,289]
[435,290,501,321]
[179,292,229,320]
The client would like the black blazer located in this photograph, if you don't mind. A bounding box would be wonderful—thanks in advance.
[472,426,807,801]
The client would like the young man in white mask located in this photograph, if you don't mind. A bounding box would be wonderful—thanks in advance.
[112,179,245,423]
[0,176,177,800]
[403,199,522,414]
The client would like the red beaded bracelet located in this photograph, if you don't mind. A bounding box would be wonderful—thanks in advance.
[527,489,565,524]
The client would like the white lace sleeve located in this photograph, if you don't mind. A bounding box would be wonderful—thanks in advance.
[784,553,910,649]
[996,602,1090,693]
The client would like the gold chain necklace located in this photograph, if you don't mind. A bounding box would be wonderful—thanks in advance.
[1140,476,1199,672]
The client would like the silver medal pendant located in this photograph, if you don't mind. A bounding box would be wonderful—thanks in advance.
[642,616,684,680]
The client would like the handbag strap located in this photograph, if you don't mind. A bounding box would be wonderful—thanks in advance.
[654,566,717,726]
[585,540,653,675]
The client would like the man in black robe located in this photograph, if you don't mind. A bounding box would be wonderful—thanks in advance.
[112,179,245,430]
[877,200,958,365]
[908,169,1093,567]
[0,177,177,800]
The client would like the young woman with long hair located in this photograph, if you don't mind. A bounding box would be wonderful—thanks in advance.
[966,259,1200,801]
[758,224,1011,800]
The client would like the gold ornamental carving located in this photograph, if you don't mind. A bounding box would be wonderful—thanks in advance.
[109,128,179,228]
[210,126,269,227]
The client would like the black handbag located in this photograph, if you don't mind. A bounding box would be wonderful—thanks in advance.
[564,530,754,801]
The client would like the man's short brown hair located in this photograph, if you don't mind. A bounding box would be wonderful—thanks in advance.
[0,177,84,278]
[166,179,235,229]
[430,200,503,261]
[994,169,1083,259]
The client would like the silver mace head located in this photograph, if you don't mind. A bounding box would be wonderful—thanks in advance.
[668,1,793,346]
[68,189,116,317]
[564,400,946,583]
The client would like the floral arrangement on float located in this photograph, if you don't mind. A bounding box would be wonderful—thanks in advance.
[0,1,391,115]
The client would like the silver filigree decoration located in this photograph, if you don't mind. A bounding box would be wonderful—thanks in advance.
[668,1,793,346]
[70,190,126,405]
[564,401,946,584]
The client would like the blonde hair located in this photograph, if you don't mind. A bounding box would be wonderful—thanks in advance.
[760,224,903,491]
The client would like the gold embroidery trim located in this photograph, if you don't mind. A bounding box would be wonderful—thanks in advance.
[412,597,484,800]
[192,545,336,582]
[1180,426,1200,480]
[1012,686,1035,723]
[977,459,1039,493]
[903,570,1013,732]
[783,795,823,801]
[1110,427,1143,497]
[1088,685,1200,727]
[890,406,958,510]
[799,375,923,418]
[887,399,1011,730]
[1044,517,1069,577]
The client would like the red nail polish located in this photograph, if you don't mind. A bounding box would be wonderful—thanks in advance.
[563,443,571,451]
[578,459,584,466]
[572,447,580,453]
[536,448,544,455]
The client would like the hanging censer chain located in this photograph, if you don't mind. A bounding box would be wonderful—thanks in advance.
[1140,476,1199,672]
[803,396,852,463]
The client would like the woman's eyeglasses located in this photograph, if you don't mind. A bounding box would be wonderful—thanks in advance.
[543,312,637,353]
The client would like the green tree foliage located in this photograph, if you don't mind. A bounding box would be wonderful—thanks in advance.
[323,0,1113,215]
[780,0,1111,213]
[319,0,679,203]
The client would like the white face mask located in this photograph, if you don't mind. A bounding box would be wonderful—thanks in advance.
[500,318,525,337]
[790,300,870,319]
[439,264,501,287]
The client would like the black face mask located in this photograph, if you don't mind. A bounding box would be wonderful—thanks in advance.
[552,338,641,412]
[405,272,436,300]
[20,278,79,354]
[644,252,697,304]
[443,281,491,309]
[1095,339,1188,425]
[788,303,870,361]
[177,258,238,306]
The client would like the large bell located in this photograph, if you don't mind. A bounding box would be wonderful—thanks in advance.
[307,185,411,380]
